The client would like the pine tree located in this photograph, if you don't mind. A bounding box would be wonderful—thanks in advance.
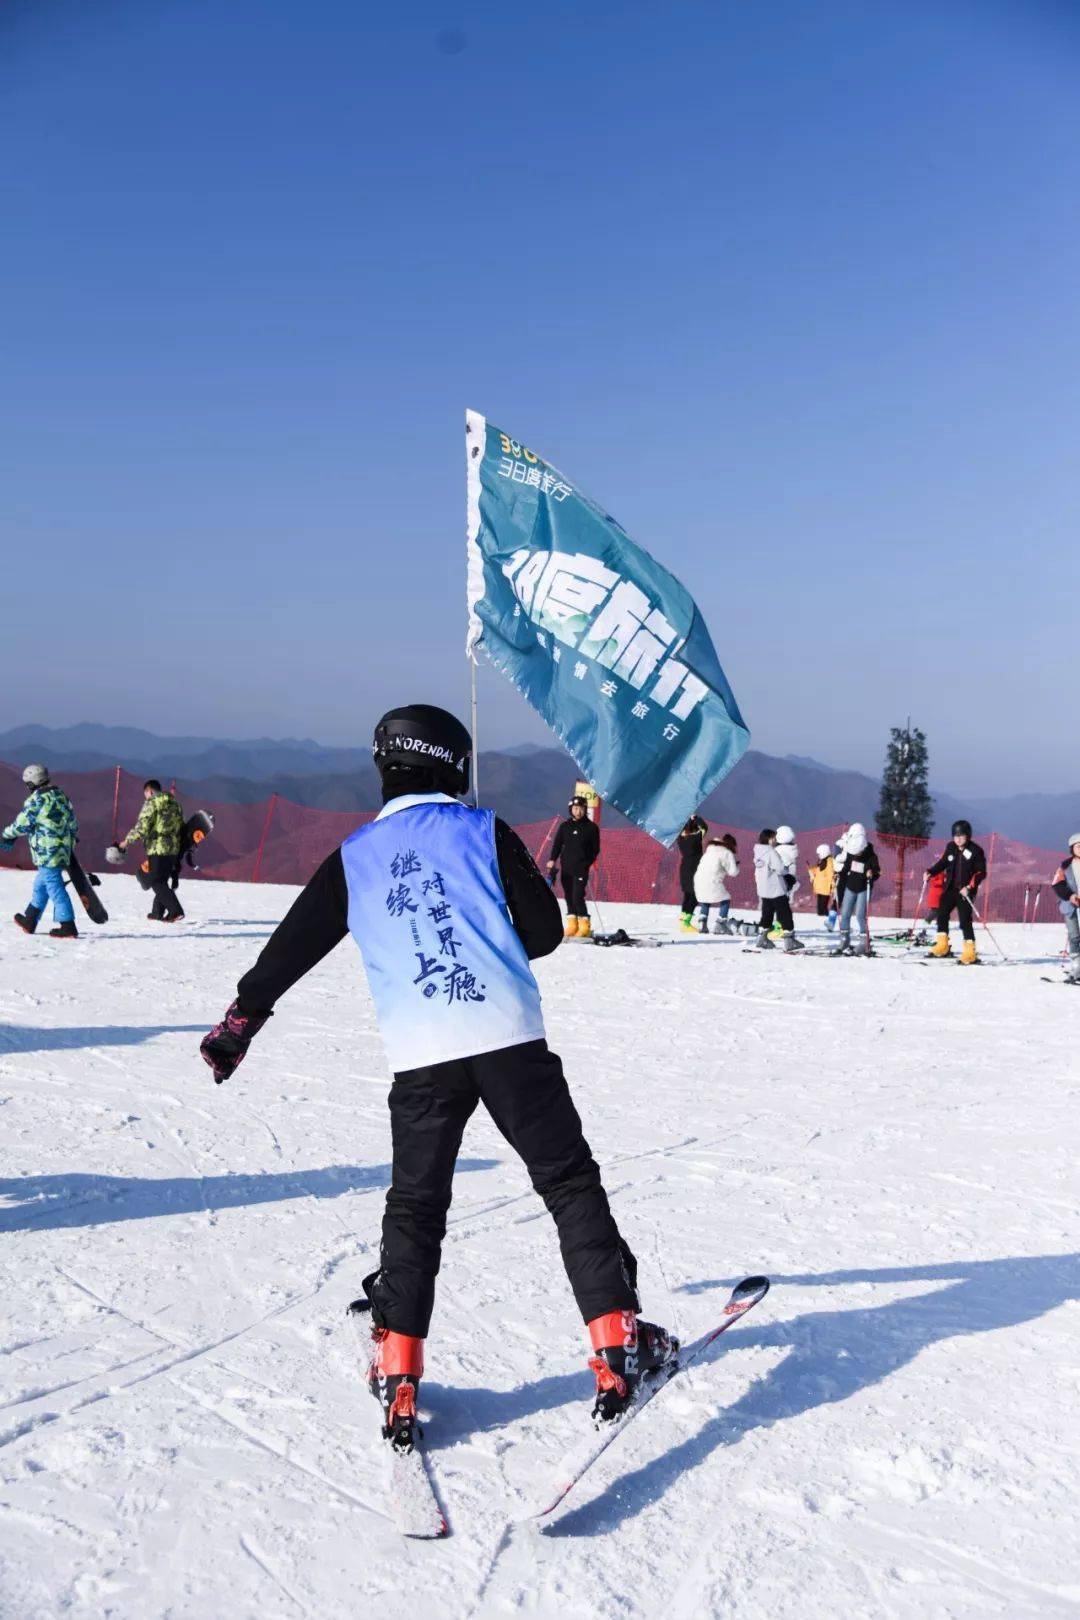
[876,723,934,838]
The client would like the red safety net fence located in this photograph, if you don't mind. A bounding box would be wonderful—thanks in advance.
[0,762,1065,924]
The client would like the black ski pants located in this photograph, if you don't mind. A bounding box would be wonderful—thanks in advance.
[561,871,590,917]
[368,1039,638,1340]
[679,859,700,915]
[147,854,184,920]
[759,895,794,932]
[937,890,975,941]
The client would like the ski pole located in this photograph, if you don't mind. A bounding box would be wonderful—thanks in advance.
[1030,886,1042,927]
[966,892,1008,961]
[1022,885,1030,927]
[908,876,927,943]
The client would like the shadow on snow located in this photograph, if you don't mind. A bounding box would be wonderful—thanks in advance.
[0,1158,500,1233]
[544,1252,1080,1537]
[0,1023,206,1054]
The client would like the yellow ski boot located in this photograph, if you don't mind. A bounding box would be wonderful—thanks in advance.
[960,939,977,966]
[929,932,951,958]
[564,916,579,938]
[578,917,592,939]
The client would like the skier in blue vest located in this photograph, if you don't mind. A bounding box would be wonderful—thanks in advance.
[200,704,675,1451]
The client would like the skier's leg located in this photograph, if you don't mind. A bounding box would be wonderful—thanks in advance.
[370,1059,479,1339]
[837,888,854,949]
[43,866,74,925]
[475,1040,638,1323]
[932,895,953,955]
[957,894,976,941]
[1065,910,1080,979]
[561,873,578,936]
[146,856,170,920]
[165,857,185,919]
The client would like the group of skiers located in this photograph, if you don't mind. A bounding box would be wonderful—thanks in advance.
[671,814,1047,966]
[2,765,190,934]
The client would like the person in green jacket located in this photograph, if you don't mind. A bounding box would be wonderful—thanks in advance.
[120,779,187,921]
[1,764,80,938]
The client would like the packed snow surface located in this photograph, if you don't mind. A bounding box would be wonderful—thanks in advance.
[1,869,1078,1619]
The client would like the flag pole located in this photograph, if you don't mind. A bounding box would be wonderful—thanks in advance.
[470,654,479,807]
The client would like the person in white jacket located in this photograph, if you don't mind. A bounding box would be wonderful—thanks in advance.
[693,834,739,934]
[753,829,803,952]
[775,825,799,901]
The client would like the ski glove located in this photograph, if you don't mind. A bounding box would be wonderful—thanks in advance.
[105,844,125,866]
[200,999,272,1084]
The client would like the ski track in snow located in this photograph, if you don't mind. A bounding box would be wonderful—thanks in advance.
[1,870,1079,1619]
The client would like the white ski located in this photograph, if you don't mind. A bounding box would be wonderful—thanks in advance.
[348,1305,447,1538]
[525,1275,769,1522]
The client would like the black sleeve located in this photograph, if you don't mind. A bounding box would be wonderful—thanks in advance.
[237,847,349,1014]
[868,848,881,882]
[1052,874,1071,902]
[926,851,948,877]
[968,845,988,889]
[550,823,565,863]
[495,818,563,960]
[586,820,601,865]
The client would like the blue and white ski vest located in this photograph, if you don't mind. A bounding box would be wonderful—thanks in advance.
[340,794,546,1073]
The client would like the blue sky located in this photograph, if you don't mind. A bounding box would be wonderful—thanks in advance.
[1,0,1076,795]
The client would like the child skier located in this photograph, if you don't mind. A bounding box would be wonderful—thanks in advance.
[753,829,802,951]
[676,812,709,930]
[547,795,601,938]
[1,765,80,938]
[832,823,881,955]
[808,843,837,930]
[1051,833,1080,983]
[925,819,987,964]
[117,779,187,922]
[693,833,739,933]
[200,705,675,1451]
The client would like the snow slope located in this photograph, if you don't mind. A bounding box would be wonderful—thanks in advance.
[1,869,1078,1620]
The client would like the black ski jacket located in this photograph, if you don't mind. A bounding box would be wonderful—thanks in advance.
[550,816,600,876]
[676,816,709,876]
[237,816,562,1016]
[927,840,987,895]
[834,841,881,898]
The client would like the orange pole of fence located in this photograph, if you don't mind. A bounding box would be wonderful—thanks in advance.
[111,765,121,844]
[252,793,279,883]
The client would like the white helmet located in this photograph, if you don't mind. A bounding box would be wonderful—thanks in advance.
[775,825,795,845]
[816,843,831,859]
[22,763,49,788]
[845,822,868,852]
[1068,832,1080,852]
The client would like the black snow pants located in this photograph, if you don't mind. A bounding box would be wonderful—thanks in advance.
[561,871,590,917]
[758,895,794,932]
[679,858,700,915]
[148,854,184,920]
[366,1039,638,1339]
[937,890,975,941]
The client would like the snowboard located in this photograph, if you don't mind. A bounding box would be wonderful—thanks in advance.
[64,854,108,925]
[136,810,215,890]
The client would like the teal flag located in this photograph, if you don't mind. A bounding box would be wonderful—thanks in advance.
[465,411,749,846]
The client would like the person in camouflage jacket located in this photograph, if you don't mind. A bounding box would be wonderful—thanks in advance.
[1,765,80,936]
[121,779,187,921]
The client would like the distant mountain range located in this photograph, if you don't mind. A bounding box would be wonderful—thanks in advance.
[0,722,1073,848]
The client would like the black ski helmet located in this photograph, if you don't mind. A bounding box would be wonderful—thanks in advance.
[951,819,972,839]
[372,704,472,796]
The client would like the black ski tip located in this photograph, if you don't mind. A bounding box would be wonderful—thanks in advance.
[346,1297,371,1317]
[731,1275,770,1306]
